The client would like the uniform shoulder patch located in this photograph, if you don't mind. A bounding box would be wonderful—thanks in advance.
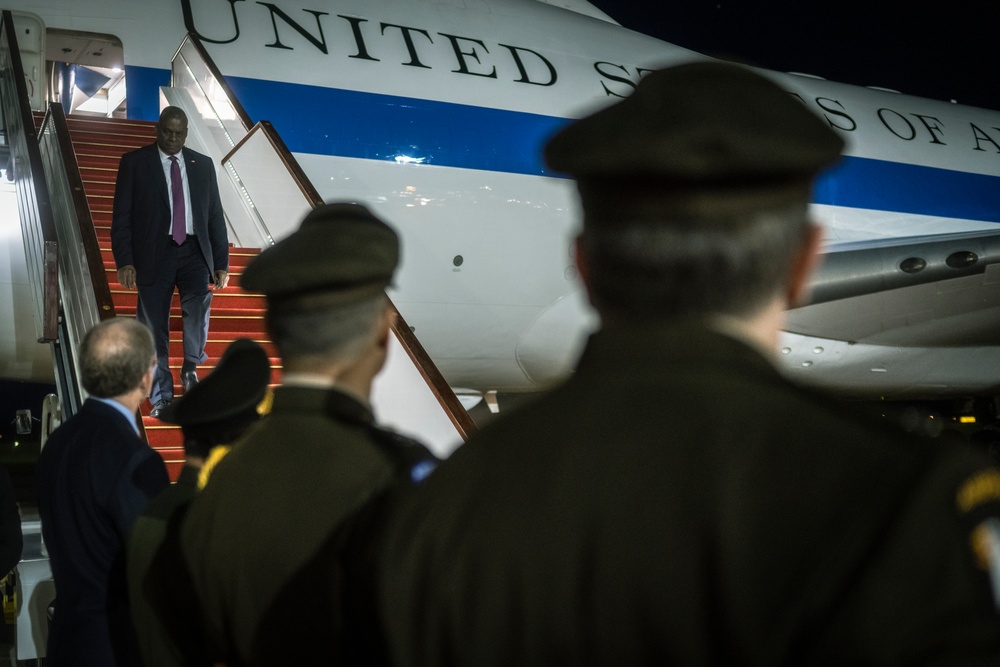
[198,445,233,490]
[956,468,1000,514]
[958,468,1000,610]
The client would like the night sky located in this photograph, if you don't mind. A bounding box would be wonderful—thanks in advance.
[588,1,1000,112]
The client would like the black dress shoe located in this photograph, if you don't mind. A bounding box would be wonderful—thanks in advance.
[150,400,171,419]
[181,369,199,392]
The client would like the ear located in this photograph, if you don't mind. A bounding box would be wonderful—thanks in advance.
[573,234,595,305]
[786,223,824,308]
[375,304,393,350]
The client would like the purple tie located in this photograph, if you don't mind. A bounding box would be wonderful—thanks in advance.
[169,156,186,245]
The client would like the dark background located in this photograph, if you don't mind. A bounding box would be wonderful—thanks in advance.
[589,1,1000,111]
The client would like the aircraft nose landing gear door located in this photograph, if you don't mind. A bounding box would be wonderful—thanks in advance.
[8,12,44,111]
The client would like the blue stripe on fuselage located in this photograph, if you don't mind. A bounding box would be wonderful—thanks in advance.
[124,65,171,123]
[815,156,1000,223]
[125,66,1000,224]
[223,74,569,177]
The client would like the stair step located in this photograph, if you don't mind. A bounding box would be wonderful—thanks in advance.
[111,290,267,310]
[70,135,151,151]
[160,315,265,336]
[74,144,146,159]
[81,182,116,196]
[76,155,127,171]
[103,268,258,289]
[64,114,155,132]
[78,166,120,183]
[98,248,261,268]
[156,355,282,372]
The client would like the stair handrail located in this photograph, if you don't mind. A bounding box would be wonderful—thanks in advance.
[170,33,479,442]
[224,122,480,441]
[171,32,253,136]
[35,102,125,416]
[220,118,323,211]
[169,33,278,248]
[0,10,58,343]
[38,103,118,323]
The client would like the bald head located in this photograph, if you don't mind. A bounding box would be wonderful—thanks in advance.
[80,318,155,398]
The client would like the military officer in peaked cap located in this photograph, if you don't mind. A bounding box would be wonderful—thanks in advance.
[365,61,1000,665]
[128,338,271,667]
[180,203,437,666]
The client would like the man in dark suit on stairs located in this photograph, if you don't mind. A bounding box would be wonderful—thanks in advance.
[111,105,229,418]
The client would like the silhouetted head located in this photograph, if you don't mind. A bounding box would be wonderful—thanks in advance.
[160,339,271,458]
[545,60,844,322]
[241,202,399,368]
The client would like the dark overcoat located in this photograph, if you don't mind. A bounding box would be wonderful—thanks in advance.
[370,323,1000,666]
[37,399,169,666]
[181,385,435,666]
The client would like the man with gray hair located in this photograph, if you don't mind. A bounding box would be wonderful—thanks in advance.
[37,317,170,666]
[181,202,437,666]
[365,61,1000,664]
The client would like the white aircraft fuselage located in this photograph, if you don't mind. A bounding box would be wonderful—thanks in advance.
[4,0,999,399]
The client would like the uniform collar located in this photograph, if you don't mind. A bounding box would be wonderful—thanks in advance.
[270,384,374,428]
[576,319,783,382]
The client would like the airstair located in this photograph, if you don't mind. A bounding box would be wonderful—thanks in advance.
[47,113,279,479]
[6,18,476,481]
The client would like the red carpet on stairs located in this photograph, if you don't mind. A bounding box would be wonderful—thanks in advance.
[61,113,281,481]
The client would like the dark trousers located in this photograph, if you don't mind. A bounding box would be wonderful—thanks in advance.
[136,238,212,404]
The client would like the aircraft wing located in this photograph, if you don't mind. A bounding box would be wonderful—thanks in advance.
[790,230,1000,347]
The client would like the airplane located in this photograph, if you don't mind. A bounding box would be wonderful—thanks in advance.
[0,0,997,659]
[1,0,998,415]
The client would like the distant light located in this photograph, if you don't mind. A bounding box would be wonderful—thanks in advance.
[870,368,887,373]
[960,416,977,424]
[394,155,426,165]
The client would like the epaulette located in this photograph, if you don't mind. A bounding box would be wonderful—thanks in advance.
[367,426,439,483]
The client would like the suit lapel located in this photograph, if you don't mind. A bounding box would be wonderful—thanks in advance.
[183,148,202,208]
[145,143,170,209]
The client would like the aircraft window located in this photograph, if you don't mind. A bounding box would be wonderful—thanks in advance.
[899,257,927,274]
[945,251,978,269]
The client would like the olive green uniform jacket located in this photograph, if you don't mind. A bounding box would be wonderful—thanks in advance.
[126,465,200,667]
[369,322,1000,666]
[181,385,432,666]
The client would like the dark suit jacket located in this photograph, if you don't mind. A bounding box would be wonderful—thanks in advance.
[111,144,228,285]
[369,322,1000,666]
[37,399,170,666]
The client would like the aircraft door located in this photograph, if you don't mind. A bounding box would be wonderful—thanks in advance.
[8,12,44,111]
